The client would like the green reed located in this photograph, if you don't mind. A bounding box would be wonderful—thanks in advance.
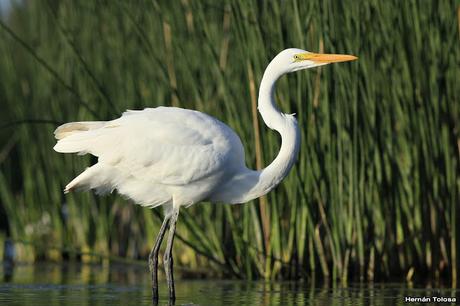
[0,0,458,284]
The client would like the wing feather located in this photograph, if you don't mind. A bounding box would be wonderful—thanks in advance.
[55,107,236,186]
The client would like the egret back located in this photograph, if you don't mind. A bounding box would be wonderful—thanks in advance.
[54,107,246,208]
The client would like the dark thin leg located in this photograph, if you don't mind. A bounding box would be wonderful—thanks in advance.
[164,207,180,302]
[149,214,170,303]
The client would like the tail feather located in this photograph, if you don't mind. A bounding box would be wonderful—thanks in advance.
[53,121,107,154]
[65,163,114,194]
[54,121,106,140]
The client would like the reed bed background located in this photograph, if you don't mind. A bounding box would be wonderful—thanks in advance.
[0,0,458,284]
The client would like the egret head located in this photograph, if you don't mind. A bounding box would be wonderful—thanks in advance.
[270,48,357,75]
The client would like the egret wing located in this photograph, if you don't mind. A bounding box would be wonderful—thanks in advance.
[56,107,235,186]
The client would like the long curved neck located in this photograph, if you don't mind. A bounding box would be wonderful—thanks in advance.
[209,64,301,204]
[252,64,300,196]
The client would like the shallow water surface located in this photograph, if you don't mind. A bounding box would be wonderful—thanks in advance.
[0,263,457,305]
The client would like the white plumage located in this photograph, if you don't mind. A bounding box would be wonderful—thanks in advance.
[53,48,357,302]
[54,107,248,208]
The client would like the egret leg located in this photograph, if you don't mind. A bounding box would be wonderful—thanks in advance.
[149,214,171,302]
[163,207,180,302]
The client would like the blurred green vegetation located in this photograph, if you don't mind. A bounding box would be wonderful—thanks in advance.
[0,0,458,284]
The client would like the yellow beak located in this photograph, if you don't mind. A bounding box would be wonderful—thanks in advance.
[296,52,358,63]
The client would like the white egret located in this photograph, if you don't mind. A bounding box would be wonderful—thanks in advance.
[53,48,357,302]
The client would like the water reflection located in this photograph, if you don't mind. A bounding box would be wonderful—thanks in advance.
[0,263,457,305]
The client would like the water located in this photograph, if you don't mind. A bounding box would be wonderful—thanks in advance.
[0,263,457,305]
